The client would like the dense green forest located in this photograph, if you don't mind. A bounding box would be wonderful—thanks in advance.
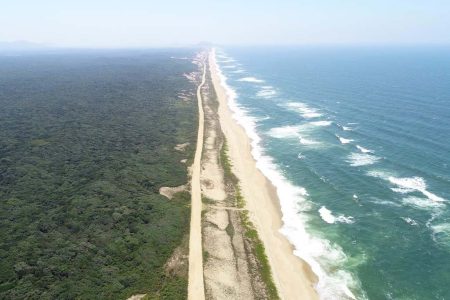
[0,50,197,299]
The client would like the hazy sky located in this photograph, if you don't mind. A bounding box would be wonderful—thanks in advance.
[1,0,449,48]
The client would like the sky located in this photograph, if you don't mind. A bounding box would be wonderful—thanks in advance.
[1,0,449,48]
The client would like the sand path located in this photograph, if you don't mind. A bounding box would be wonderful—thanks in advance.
[187,54,206,300]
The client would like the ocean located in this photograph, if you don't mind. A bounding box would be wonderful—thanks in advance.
[214,46,450,299]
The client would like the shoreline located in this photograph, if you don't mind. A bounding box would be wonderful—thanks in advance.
[209,50,319,299]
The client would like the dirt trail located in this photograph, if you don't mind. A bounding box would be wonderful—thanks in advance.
[187,54,207,300]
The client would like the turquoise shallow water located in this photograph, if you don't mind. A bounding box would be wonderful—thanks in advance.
[215,47,450,299]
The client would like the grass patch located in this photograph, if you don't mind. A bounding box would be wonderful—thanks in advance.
[219,140,235,183]
[225,221,235,238]
[202,196,215,205]
[203,250,210,263]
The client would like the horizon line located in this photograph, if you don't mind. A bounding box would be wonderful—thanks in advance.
[1,40,450,51]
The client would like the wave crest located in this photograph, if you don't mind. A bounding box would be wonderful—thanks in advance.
[319,206,355,224]
[347,153,380,167]
[336,135,353,144]
[256,89,277,98]
[238,76,265,83]
[368,170,447,205]
[356,145,373,153]
[285,102,323,119]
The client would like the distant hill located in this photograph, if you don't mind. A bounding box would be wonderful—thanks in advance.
[0,41,51,53]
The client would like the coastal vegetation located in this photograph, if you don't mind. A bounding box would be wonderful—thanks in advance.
[0,50,197,299]
[220,140,279,300]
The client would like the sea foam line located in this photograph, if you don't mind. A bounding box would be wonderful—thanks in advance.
[238,76,265,83]
[213,49,362,300]
[319,206,355,224]
[223,65,237,69]
[401,217,418,226]
[347,153,380,167]
[256,86,277,98]
[256,90,277,98]
[310,120,332,126]
[267,125,319,145]
[285,102,323,119]
[367,170,447,207]
[430,223,450,246]
[356,145,373,154]
[335,134,353,144]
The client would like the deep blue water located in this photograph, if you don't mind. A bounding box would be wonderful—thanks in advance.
[215,46,450,299]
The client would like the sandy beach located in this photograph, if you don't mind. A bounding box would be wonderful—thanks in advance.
[209,50,319,300]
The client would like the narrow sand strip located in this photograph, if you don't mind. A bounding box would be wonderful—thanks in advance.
[209,50,319,300]
[187,54,206,300]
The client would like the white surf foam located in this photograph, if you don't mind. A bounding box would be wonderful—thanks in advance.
[267,125,301,139]
[223,65,237,69]
[337,123,353,131]
[299,136,319,145]
[368,170,447,206]
[218,58,235,63]
[267,125,319,145]
[319,206,355,224]
[256,89,277,98]
[389,176,446,202]
[285,102,323,119]
[370,198,402,207]
[401,217,418,226]
[310,120,332,126]
[213,49,362,300]
[231,69,245,73]
[431,223,450,234]
[430,223,450,245]
[402,196,445,210]
[391,187,416,194]
[238,76,265,83]
[303,112,322,118]
[347,153,380,167]
[336,135,354,144]
[356,145,373,154]
[256,86,277,98]
[367,170,393,179]
[256,115,271,122]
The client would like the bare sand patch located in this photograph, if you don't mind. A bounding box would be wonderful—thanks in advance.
[159,185,186,199]
[175,142,190,151]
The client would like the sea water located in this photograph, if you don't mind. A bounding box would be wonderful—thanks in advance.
[214,46,450,299]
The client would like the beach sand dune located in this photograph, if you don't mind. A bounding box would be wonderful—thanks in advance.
[200,63,258,299]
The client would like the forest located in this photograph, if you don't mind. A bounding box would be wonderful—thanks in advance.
[0,50,197,299]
